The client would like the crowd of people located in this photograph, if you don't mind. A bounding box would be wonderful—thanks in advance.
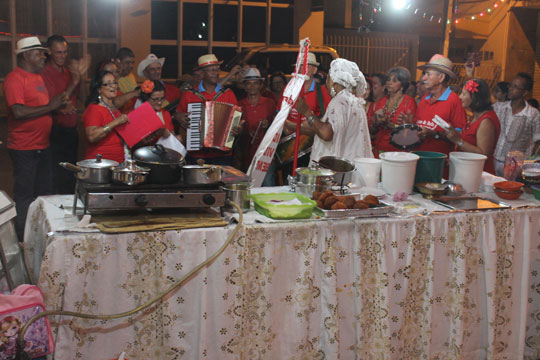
[4,35,540,241]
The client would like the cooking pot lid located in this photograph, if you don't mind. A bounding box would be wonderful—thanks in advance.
[111,160,150,174]
[133,144,183,164]
[296,167,335,177]
[77,154,119,168]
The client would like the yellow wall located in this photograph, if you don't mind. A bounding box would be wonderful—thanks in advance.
[119,0,152,82]
[503,10,537,81]
[299,11,324,46]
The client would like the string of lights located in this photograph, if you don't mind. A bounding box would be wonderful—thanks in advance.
[358,0,507,30]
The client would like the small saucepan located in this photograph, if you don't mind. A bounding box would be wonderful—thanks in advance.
[111,160,150,186]
[59,154,119,184]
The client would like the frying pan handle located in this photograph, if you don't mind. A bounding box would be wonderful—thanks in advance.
[59,162,82,173]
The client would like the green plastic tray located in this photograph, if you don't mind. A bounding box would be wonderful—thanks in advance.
[251,193,317,219]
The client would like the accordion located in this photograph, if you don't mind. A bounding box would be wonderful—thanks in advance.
[187,101,243,151]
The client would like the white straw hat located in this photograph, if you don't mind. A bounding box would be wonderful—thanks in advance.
[15,37,46,54]
[137,54,165,78]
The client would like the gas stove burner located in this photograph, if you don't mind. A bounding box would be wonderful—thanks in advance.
[74,180,227,215]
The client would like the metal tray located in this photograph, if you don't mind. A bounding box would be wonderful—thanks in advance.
[314,201,393,219]
[432,196,510,211]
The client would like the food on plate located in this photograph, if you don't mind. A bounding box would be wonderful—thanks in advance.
[312,190,382,210]
[363,195,379,206]
[353,200,369,209]
[318,190,334,202]
[341,196,356,208]
[324,196,338,208]
[331,201,348,210]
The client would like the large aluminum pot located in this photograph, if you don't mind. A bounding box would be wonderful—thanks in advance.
[111,160,150,186]
[183,165,222,184]
[317,156,355,186]
[59,154,118,184]
[133,144,185,184]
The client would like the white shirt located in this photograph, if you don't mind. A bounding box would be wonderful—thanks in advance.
[493,100,540,162]
[309,90,373,164]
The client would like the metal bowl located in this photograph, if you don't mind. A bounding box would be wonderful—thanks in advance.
[415,182,447,199]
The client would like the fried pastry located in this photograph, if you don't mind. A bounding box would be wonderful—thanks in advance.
[353,200,369,209]
[324,196,338,208]
[363,195,379,207]
[331,201,348,210]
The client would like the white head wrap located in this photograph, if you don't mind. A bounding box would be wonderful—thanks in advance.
[329,58,367,98]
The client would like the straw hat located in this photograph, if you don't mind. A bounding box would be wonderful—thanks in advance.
[197,54,223,69]
[242,68,264,82]
[307,52,320,67]
[137,54,165,78]
[417,54,456,79]
[15,37,46,54]
[291,52,320,67]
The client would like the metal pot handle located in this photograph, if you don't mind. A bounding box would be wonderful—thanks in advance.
[95,154,103,163]
[59,162,82,173]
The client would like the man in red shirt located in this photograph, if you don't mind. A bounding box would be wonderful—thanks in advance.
[41,35,85,194]
[413,54,467,155]
[137,53,181,108]
[177,54,239,166]
[235,68,276,172]
[4,37,69,240]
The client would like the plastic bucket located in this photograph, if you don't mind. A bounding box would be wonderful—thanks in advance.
[380,152,420,194]
[352,158,381,188]
[412,151,447,184]
[449,152,487,193]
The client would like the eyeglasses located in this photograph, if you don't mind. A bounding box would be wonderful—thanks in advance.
[149,96,165,102]
[101,81,118,88]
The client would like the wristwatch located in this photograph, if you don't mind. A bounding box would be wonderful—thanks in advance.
[307,114,316,127]
[457,139,464,148]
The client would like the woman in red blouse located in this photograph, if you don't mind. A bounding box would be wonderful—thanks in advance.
[445,78,500,174]
[83,71,129,163]
[365,73,386,125]
[369,67,417,156]
[134,80,180,147]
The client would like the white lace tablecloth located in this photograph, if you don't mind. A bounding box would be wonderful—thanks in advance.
[24,194,540,359]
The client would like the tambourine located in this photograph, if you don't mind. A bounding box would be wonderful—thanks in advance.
[389,124,423,150]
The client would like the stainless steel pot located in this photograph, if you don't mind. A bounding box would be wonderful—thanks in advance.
[288,167,334,196]
[294,167,335,185]
[221,183,251,212]
[317,156,355,186]
[183,165,222,184]
[111,160,150,186]
[133,144,185,184]
[59,154,118,184]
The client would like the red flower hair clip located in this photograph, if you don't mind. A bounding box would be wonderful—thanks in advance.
[464,80,479,94]
[141,80,154,94]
